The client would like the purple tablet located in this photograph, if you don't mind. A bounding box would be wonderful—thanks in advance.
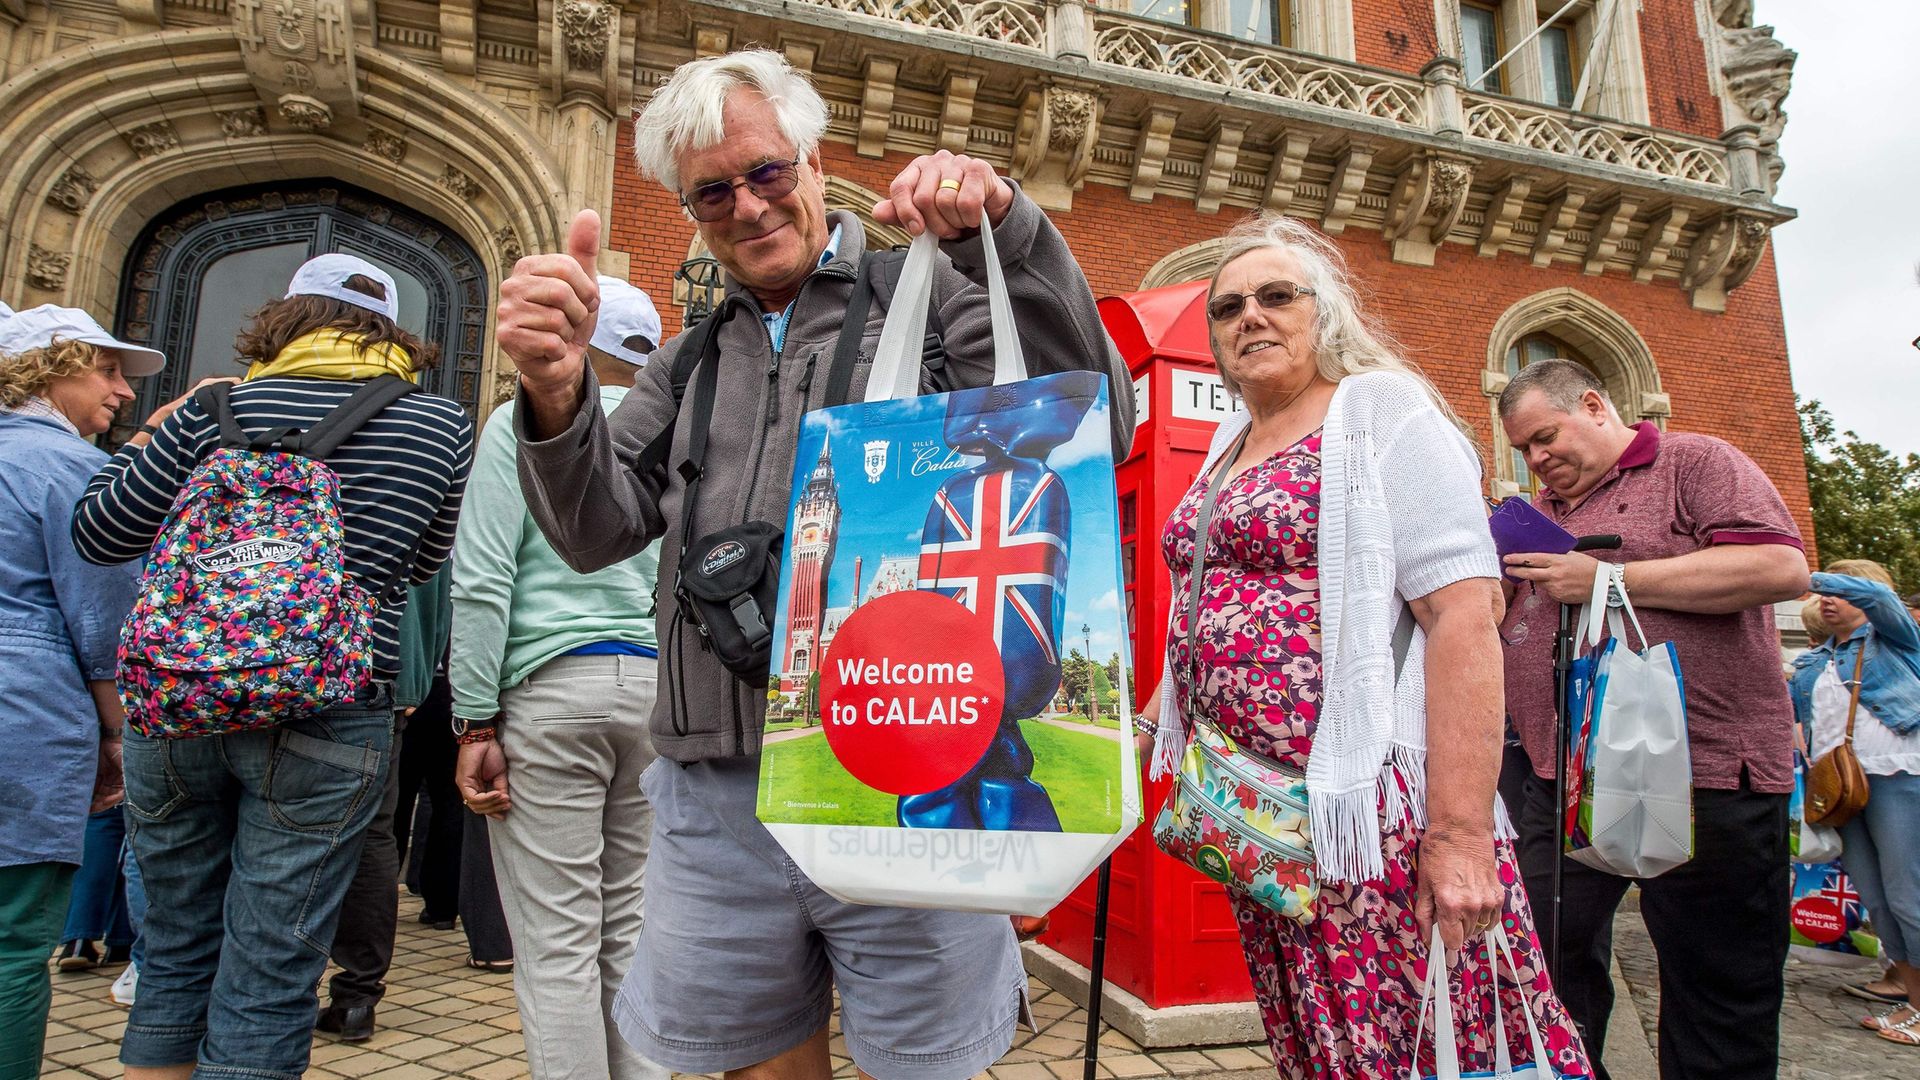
[1488,496,1575,580]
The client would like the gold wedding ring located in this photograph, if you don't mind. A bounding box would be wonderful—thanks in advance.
[938,178,962,192]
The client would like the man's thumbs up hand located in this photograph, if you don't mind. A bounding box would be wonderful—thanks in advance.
[498,209,603,433]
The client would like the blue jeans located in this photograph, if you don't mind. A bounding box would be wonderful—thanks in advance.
[1839,771,1920,966]
[62,806,133,946]
[122,806,148,969]
[119,704,394,1079]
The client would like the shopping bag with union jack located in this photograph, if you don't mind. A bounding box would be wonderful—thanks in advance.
[756,222,1140,915]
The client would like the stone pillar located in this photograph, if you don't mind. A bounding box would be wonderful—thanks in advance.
[1721,124,1765,198]
[1422,56,1465,139]
[1052,0,1090,62]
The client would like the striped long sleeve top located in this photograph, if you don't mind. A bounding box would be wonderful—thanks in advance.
[71,377,474,679]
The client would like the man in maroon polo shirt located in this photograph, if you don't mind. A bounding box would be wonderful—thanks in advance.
[1498,359,1810,1080]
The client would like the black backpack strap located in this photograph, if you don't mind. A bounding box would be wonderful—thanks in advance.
[675,323,727,559]
[870,248,949,393]
[632,312,727,480]
[281,375,420,459]
[197,382,253,451]
[822,249,874,408]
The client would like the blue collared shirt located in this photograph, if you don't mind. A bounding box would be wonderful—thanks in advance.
[761,224,843,354]
[0,411,141,866]
[1790,572,1920,738]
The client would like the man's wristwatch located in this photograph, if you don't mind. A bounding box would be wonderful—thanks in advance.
[452,715,497,744]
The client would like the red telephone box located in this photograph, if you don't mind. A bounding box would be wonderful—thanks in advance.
[1037,280,1256,1007]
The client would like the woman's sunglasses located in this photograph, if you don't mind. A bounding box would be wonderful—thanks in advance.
[1205,280,1317,323]
[680,159,802,222]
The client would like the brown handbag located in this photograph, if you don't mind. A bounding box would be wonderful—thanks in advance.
[1806,644,1871,828]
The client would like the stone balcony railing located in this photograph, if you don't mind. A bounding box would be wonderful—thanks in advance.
[697,0,1790,307]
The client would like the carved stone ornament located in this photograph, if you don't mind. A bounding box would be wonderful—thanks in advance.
[124,121,179,158]
[495,225,524,265]
[364,129,406,163]
[47,166,98,213]
[1721,25,1794,147]
[492,368,519,406]
[277,93,333,132]
[440,165,481,200]
[558,0,611,70]
[1046,88,1096,152]
[221,107,268,138]
[28,244,71,290]
[1428,161,1471,228]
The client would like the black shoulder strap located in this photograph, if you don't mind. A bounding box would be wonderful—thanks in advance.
[675,322,726,557]
[283,376,420,459]
[870,248,949,391]
[632,312,727,480]
[199,382,250,451]
[822,249,875,409]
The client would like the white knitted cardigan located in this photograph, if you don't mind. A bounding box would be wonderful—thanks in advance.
[1151,370,1506,884]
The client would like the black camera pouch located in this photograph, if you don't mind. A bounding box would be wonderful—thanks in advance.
[674,520,783,688]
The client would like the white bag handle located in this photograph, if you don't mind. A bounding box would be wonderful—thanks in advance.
[1408,926,1557,1080]
[864,219,1028,403]
[1575,561,1647,653]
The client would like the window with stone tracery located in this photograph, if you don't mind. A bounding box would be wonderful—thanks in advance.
[1123,0,1294,48]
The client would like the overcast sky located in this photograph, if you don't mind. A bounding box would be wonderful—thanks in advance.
[1765,2,1920,456]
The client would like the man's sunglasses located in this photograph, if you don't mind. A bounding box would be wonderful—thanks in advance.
[680,159,802,222]
[1205,280,1317,323]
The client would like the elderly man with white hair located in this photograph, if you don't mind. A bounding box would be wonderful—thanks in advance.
[496,48,1130,1080]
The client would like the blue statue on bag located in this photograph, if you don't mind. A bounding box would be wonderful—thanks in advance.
[904,379,1097,832]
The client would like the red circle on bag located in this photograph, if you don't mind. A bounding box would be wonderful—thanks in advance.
[817,591,1004,795]
[1790,896,1847,944]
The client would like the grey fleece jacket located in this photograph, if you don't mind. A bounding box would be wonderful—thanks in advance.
[516,190,1133,762]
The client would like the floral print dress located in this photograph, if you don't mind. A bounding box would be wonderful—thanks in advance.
[1163,431,1590,1079]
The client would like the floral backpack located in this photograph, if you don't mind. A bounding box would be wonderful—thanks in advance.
[118,376,418,738]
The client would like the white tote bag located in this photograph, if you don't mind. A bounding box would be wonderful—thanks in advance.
[1563,562,1694,879]
[1411,926,1562,1080]
[756,221,1141,915]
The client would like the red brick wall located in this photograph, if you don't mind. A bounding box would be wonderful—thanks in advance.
[1350,0,1438,73]
[607,137,1812,550]
[1635,0,1722,138]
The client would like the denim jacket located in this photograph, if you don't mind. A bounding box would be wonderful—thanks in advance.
[1788,572,1920,738]
[0,411,140,865]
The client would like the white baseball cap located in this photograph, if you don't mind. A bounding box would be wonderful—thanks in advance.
[285,253,400,321]
[0,304,167,376]
[590,276,663,367]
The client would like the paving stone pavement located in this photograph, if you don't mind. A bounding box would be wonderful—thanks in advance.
[39,891,1911,1078]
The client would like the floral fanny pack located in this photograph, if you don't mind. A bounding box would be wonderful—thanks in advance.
[1149,429,1413,922]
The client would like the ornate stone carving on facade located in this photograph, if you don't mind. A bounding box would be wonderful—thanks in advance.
[558,0,611,70]
[363,128,405,163]
[47,166,97,213]
[495,225,524,266]
[278,93,332,132]
[1633,205,1691,283]
[1582,197,1644,276]
[1011,84,1100,210]
[1680,212,1768,311]
[27,244,70,290]
[220,107,268,138]
[233,0,360,131]
[1719,26,1793,149]
[938,73,978,155]
[124,120,179,158]
[1130,107,1177,203]
[1261,131,1313,214]
[492,368,519,406]
[1383,154,1473,264]
[1046,87,1095,152]
[440,165,481,201]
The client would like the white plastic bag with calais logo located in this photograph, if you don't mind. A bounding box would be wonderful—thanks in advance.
[756,221,1140,915]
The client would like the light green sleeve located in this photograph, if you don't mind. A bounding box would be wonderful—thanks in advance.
[449,406,525,721]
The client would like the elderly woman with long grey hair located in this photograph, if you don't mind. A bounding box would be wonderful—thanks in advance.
[1139,214,1590,1077]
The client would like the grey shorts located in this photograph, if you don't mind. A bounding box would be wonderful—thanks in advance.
[612,756,1027,1079]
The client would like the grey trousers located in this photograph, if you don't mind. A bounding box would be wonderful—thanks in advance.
[487,654,665,1080]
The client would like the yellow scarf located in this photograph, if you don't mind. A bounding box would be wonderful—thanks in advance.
[245,330,419,383]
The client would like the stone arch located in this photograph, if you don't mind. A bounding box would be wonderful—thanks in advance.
[669,174,914,312]
[0,28,567,415]
[1483,287,1668,494]
[1140,238,1228,290]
